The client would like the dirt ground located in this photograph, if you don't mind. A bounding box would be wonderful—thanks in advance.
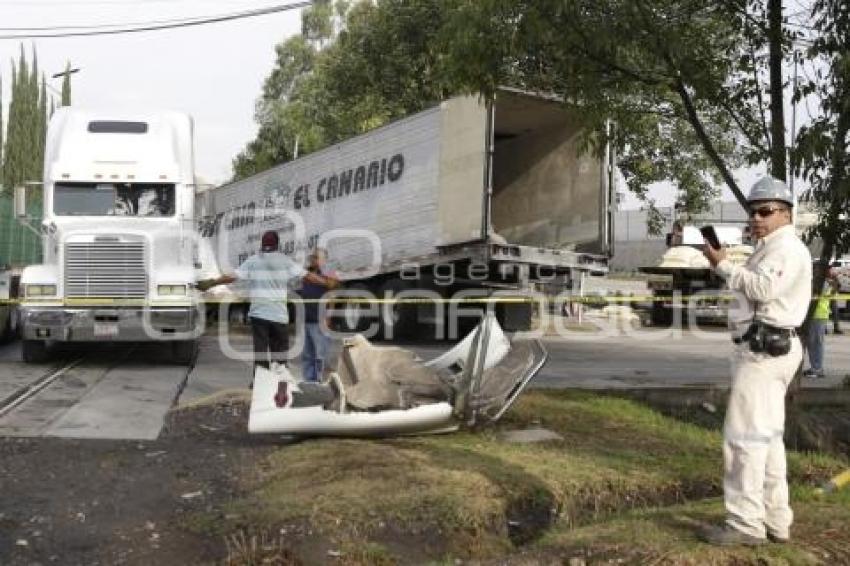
[0,398,282,565]
[2,394,849,565]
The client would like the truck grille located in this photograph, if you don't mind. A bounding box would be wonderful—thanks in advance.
[64,241,148,298]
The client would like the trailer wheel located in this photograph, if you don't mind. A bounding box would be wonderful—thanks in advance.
[0,308,16,342]
[650,303,673,326]
[336,283,374,333]
[495,302,533,332]
[172,340,198,365]
[379,279,420,341]
[22,339,49,363]
[10,308,19,339]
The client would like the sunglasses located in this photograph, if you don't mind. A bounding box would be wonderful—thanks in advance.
[748,205,787,218]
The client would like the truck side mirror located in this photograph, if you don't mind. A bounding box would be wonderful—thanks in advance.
[14,186,26,219]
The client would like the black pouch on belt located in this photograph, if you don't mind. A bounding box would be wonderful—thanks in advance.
[740,321,792,356]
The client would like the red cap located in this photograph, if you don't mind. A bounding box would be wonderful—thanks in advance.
[261,230,279,252]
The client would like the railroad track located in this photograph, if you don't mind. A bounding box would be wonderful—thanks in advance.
[0,358,84,419]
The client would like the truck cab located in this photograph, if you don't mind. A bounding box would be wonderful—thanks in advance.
[18,109,201,363]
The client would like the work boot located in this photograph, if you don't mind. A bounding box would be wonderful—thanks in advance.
[700,524,766,546]
[767,531,790,544]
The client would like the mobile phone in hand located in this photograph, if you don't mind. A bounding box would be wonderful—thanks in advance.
[700,225,721,250]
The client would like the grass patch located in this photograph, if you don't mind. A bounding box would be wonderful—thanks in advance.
[215,390,848,562]
[535,494,850,564]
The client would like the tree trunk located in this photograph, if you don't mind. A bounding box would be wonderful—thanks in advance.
[674,78,748,208]
[767,0,786,181]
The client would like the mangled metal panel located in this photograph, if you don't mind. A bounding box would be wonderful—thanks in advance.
[247,316,547,437]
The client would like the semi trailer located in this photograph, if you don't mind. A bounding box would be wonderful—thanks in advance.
[199,88,616,338]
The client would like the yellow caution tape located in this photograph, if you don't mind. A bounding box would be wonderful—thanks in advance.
[2,294,850,306]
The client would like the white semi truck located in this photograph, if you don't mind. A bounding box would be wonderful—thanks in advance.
[641,224,753,325]
[199,88,615,338]
[16,109,202,363]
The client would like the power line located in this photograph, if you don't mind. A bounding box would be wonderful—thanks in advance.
[0,1,311,39]
[0,3,292,31]
[0,0,259,5]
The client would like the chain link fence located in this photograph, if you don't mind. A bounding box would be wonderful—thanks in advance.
[0,193,42,268]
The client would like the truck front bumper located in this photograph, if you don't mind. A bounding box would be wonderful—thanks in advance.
[21,306,202,341]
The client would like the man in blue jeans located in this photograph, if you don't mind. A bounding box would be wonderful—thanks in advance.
[805,270,836,378]
[197,232,336,381]
[299,248,339,382]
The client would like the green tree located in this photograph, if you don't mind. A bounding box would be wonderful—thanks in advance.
[37,74,47,178]
[2,46,49,192]
[233,0,455,180]
[793,2,850,289]
[28,50,41,184]
[232,34,320,179]
[2,50,27,190]
[236,0,797,232]
[305,0,453,143]
[440,0,800,221]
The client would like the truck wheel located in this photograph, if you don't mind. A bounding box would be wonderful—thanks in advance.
[10,308,19,339]
[379,279,419,341]
[650,303,672,326]
[172,340,198,365]
[0,310,12,342]
[337,283,374,333]
[495,302,533,332]
[22,340,49,363]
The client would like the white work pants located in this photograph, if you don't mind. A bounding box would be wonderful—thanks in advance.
[723,337,801,539]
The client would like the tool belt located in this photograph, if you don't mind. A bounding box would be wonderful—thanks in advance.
[733,321,795,357]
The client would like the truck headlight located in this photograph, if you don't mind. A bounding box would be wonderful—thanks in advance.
[158,284,188,296]
[26,284,57,297]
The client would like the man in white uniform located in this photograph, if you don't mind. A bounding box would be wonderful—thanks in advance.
[701,176,811,546]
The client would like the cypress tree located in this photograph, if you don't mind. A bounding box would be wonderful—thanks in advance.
[14,46,28,188]
[28,48,40,183]
[2,57,20,189]
[38,74,47,181]
[2,46,42,190]
[1,46,54,191]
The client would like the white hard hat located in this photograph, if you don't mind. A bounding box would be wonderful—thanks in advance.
[747,176,793,206]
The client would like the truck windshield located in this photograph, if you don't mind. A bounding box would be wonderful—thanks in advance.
[54,182,176,217]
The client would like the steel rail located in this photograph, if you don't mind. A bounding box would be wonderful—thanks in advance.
[0,358,84,419]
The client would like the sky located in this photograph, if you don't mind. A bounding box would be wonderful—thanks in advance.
[0,0,304,185]
[617,167,781,211]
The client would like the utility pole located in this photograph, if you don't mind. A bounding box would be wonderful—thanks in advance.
[52,65,80,107]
